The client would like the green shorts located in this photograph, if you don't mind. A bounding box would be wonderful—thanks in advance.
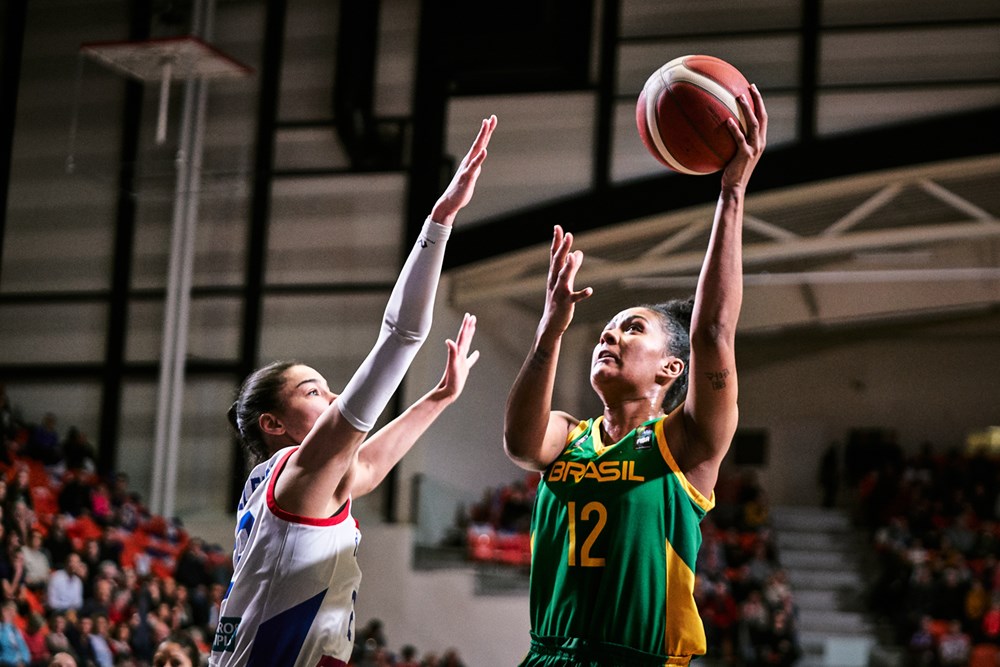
[518,635,692,667]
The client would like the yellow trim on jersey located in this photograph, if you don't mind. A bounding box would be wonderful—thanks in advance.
[654,419,715,512]
[565,419,591,451]
[590,417,612,456]
[664,538,708,657]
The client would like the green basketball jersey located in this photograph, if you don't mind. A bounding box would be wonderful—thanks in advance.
[526,415,714,663]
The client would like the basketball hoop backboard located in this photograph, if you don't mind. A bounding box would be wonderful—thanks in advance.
[79,35,253,82]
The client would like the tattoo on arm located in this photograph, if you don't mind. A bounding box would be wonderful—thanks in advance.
[705,369,730,390]
[528,348,552,372]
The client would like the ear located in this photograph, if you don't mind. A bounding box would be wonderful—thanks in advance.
[258,412,285,437]
[656,356,685,384]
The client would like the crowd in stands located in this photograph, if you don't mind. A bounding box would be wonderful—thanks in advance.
[456,469,802,666]
[349,619,467,667]
[0,384,231,667]
[855,436,1000,667]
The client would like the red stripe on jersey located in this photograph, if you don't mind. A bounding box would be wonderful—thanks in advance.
[266,448,353,526]
[316,656,348,667]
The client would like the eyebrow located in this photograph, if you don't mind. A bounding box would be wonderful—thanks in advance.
[606,314,649,329]
[294,378,322,389]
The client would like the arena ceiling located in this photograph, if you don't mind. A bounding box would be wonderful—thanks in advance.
[434,0,1000,338]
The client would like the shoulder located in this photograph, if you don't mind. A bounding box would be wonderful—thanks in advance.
[239,447,296,511]
[552,411,588,439]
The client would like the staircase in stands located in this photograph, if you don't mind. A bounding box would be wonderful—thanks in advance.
[771,505,880,667]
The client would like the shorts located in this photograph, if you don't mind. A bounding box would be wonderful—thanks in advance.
[518,635,692,667]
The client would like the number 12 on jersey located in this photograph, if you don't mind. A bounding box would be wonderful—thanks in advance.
[567,501,607,567]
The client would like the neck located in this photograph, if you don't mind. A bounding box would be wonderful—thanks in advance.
[600,396,663,443]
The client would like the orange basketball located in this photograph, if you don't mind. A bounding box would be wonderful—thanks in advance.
[636,55,754,175]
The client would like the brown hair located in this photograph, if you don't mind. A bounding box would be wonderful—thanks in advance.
[228,361,299,467]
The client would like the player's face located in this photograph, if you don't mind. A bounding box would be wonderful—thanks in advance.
[274,364,336,444]
[591,307,672,391]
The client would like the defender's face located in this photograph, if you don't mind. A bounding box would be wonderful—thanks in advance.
[273,364,336,444]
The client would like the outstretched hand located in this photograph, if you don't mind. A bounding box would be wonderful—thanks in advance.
[431,116,498,226]
[539,225,592,344]
[433,313,480,403]
[721,84,767,192]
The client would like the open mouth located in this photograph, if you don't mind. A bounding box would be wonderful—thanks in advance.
[596,350,619,363]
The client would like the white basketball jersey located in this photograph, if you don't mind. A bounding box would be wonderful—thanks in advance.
[210,447,361,667]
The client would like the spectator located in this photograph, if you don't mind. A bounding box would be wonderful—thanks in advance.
[760,609,800,667]
[59,430,95,475]
[43,614,75,665]
[964,579,989,633]
[73,617,97,667]
[106,623,131,664]
[20,531,52,593]
[41,519,72,572]
[907,616,936,667]
[46,555,85,614]
[84,616,114,667]
[88,486,112,528]
[0,386,21,454]
[937,619,971,667]
[745,541,776,587]
[56,473,89,519]
[738,589,771,664]
[357,619,386,651]
[173,540,209,593]
[21,612,49,667]
[6,501,34,550]
[701,579,740,664]
[78,543,101,586]
[81,578,113,621]
[106,589,132,629]
[439,648,466,667]
[0,599,30,667]
[398,644,420,667]
[48,653,77,667]
[6,467,34,515]
[932,567,967,621]
[26,414,60,466]
[1,545,26,602]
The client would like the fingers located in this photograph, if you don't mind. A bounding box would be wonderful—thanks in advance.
[453,313,479,367]
[750,84,768,137]
[439,314,480,394]
[456,313,477,351]
[560,250,593,304]
[548,227,572,288]
[464,116,498,165]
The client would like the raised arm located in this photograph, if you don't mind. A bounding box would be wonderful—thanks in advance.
[504,226,593,471]
[673,86,767,495]
[348,314,479,498]
[276,118,497,517]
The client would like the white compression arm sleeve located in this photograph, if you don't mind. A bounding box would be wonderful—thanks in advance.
[337,218,451,431]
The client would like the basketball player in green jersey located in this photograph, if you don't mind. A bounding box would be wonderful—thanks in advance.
[504,85,767,667]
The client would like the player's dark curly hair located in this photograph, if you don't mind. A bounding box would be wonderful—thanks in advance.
[228,360,299,467]
[640,296,694,413]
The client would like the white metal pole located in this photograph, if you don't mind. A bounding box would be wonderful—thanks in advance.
[163,73,209,520]
[150,76,194,516]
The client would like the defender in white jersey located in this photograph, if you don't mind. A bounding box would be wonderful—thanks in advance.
[212,447,362,666]
[211,117,495,667]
